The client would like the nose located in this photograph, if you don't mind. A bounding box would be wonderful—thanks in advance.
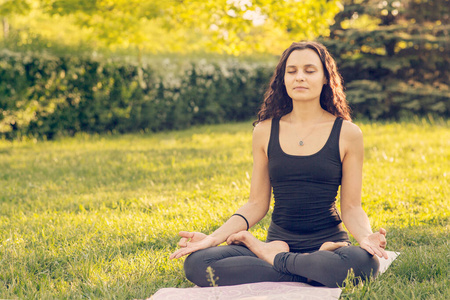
[295,71,305,81]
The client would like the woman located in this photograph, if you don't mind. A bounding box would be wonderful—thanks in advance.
[170,41,387,288]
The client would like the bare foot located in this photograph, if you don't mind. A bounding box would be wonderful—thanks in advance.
[227,231,289,265]
[319,241,349,251]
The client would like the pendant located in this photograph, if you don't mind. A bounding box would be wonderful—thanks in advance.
[299,140,304,146]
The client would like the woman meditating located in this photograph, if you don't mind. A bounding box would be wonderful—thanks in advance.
[170,41,388,288]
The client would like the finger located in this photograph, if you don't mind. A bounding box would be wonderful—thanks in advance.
[190,232,207,243]
[227,236,244,246]
[171,251,187,260]
[169,249,182,260]
[169,251,179,260]
[370,244,386,259]
[377,233,387,249]
[361,244,375,256]
[170,248,192,260]
[178,237,189,247]
[373,247,383,258]
[379,228,387,237]
[172,250,186,260]
[376,245,388,259]
[179,231,195,238]
[226,234,236,245]
[177,232,195,247]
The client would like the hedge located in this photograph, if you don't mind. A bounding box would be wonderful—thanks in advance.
[0,50,448,139]
[0,50,273,139]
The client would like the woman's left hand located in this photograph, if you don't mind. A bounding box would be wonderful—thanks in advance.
[359,228,388,259]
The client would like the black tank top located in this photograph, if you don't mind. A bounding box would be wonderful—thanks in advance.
[268,117,343,233]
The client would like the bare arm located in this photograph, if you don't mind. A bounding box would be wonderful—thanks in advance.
[340,121,388,259]
[170,120,272,259]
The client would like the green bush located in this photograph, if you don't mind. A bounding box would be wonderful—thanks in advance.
[0,51,273,139]
[0,51,272,139]
[0,50,154,139]
[0,50,448,140]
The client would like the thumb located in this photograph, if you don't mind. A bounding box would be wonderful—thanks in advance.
[378,228,387,248]
[177,231,194,247]
[179,231,195,239]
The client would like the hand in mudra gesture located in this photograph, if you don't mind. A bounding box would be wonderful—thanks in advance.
[360,228,388,259]
[169,231,214,260]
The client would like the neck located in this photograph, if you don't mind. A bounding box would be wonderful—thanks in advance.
[289,102,324,124]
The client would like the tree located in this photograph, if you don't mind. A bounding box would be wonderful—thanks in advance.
[162,0,342,55]
[40,0,342,55]
[320,0,450,119]
[0,0,30,38]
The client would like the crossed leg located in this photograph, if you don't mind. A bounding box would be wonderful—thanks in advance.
[184,231,364,287]
[226,231,349,265]
[183,243,306,287]
[227,231,378,288]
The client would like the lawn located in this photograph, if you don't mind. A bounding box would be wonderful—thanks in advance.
[0,118,449,299]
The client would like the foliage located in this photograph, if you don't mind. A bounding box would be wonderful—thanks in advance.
[0,50,275,139]
[159,0,341,55]
[2,48,449,139]
[0,120,448,299]
[0,0,30,16]
[1,0,449,133]
[2,0,341,55]
[320,0,450,119]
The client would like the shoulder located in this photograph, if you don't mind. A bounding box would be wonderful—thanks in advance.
[253,119,272,137]
[252,119,272,151]
[340,120,363,160]
[340,120,363,143]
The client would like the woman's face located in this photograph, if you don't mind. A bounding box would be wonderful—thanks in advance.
[284,49,327,103]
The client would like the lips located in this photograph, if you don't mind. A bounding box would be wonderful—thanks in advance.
[293,86,308,90]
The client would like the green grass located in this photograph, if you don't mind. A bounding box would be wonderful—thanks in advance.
[0,119,449,299]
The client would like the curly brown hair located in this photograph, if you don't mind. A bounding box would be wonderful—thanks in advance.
[254,41,351,126]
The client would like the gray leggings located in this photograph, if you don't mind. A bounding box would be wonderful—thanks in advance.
[184,244,380,288]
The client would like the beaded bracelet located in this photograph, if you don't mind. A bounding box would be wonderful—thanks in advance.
[231,213,249,231]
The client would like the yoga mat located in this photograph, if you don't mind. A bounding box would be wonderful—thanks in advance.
[150,251,399,300]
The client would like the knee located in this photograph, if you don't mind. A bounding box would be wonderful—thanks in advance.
[183,250,210,287]
[340,246,380,279]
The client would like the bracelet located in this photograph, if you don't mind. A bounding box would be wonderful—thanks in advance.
[231,213,249,231]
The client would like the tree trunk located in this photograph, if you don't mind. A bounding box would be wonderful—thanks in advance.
[2,17,9,39]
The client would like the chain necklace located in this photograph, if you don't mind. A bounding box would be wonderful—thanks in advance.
[290,110,325,146]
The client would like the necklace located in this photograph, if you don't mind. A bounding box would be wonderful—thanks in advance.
[290,110,325,146]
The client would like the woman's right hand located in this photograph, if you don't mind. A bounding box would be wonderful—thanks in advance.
[169,231,216,260]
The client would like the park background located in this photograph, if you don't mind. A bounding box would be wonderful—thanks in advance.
[0,0,449,299]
